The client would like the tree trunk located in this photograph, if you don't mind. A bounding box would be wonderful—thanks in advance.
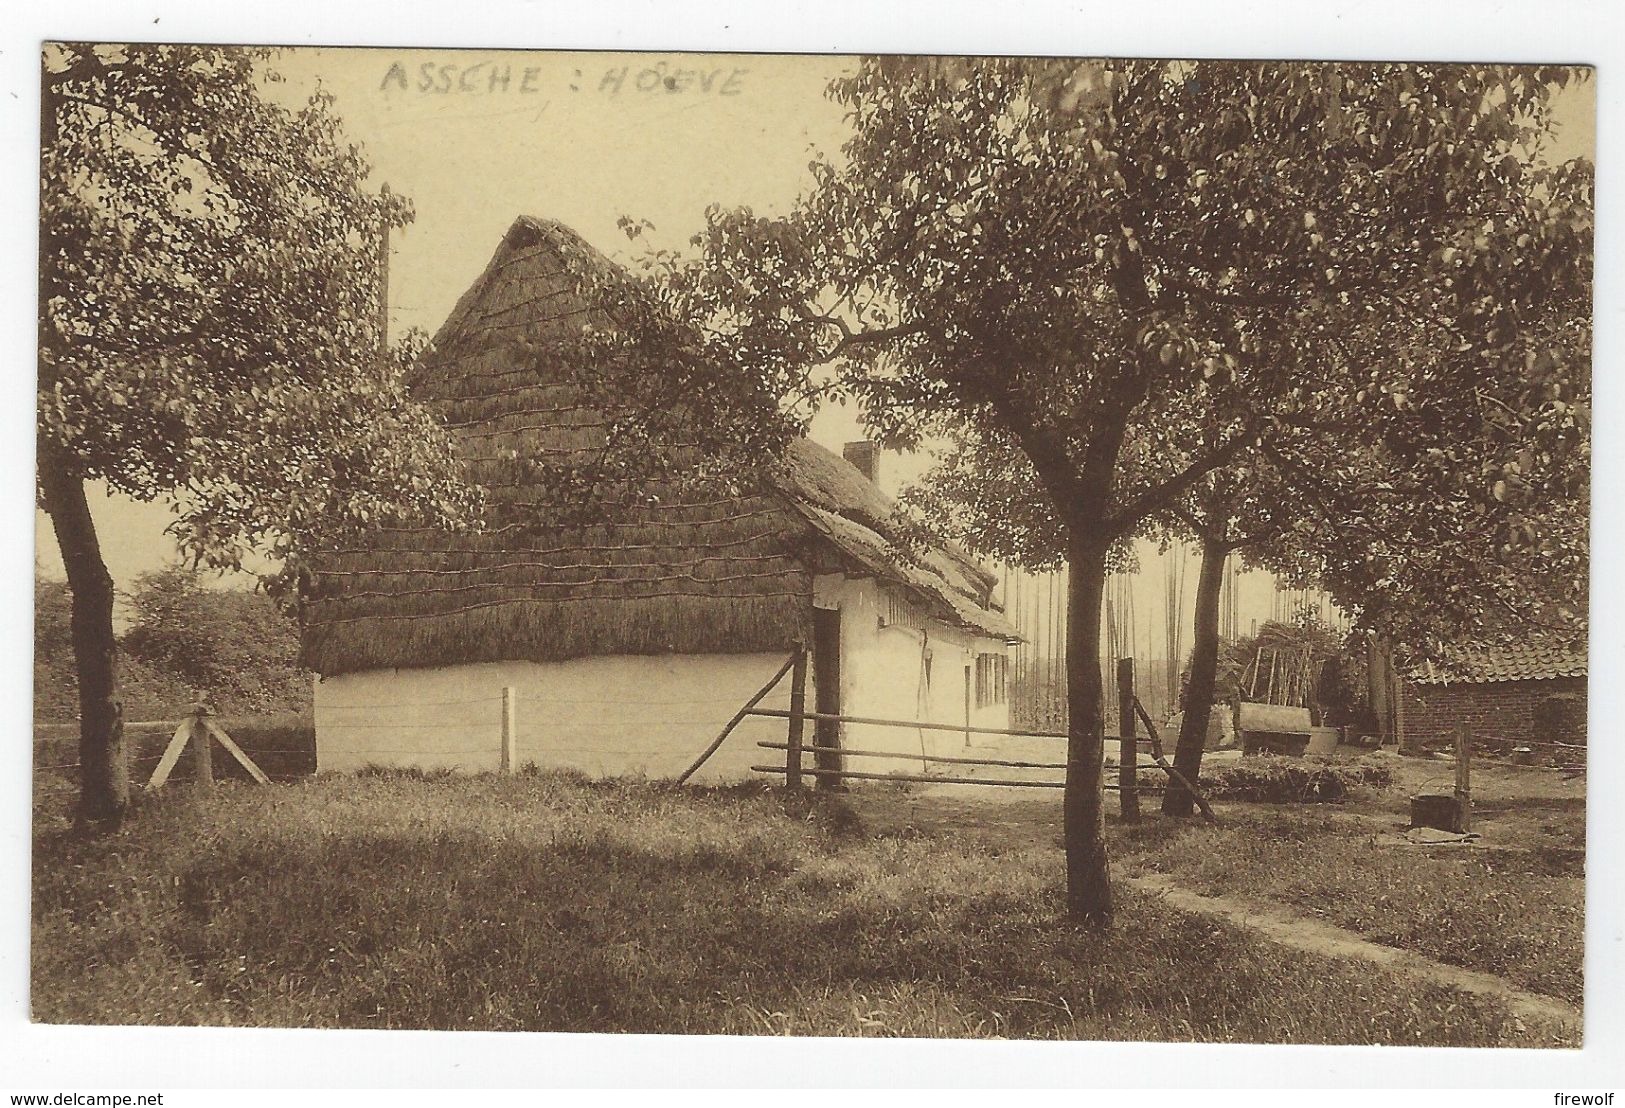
[1062,532,1112,926]
[38,440,128,830]
[1162,536,1227,818]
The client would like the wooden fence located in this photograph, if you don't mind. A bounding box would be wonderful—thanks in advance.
[33,706,314,804]
[36,660,1221,823]
[692,648,1214,822]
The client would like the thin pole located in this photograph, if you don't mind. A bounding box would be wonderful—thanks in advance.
[1118,658,1139,822]
[1455,721,1473,833]
[1010,570,1020,711]
[1056,568,1066,718]
[1045,571,1057,725]
[1014,568,1027,714]
[677,651,798,784]
[1054,571,1064,720]
[500,686,516,774]
[189,704,213,791]
[963,662,972,750]
[785,647,808,789]
[377,182,391,367]
[1045,571,1055,718]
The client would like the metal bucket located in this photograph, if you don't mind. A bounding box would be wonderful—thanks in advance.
[1410,793,1464,833]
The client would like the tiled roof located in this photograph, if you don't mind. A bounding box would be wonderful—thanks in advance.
[1410,638,1587,684]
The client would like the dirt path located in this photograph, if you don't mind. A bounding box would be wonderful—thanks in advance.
[1127,872,1582,1032]
[842,785,1583,1033]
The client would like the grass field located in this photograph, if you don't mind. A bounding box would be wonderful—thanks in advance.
[849,752,1584,1010]
[31,770,1576,1045]
[1115,808,1585,1006]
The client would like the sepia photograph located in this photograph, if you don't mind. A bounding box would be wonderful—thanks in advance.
[21,11,1602,1085]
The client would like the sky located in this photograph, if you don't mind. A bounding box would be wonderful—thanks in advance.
[34,51,1596,652]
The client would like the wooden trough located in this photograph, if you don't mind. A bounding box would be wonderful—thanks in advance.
[1236,701,1314,756]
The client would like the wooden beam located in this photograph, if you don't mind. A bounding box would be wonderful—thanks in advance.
[748,707,1071,740]
[1455,721,1473,833]
[189,706,213,790]
[752,764,1164,791]
[1134,697,1218,823]
[785,647,808,789]
[145,720,192,790]
[500,686,516,774]
[204,720,271,786]
[676,651,799,784]
[759,741,1067,771]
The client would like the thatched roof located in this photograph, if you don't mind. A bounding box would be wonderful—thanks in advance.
[300,217,1012,677]
[775,438,1013,641]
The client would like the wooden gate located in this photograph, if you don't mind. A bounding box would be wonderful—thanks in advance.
[677,646,1214,820]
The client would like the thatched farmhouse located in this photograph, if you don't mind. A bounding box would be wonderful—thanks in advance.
[301,216,1016,782]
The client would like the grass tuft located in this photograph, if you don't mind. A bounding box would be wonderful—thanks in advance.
[32,772,1569,1044]
[1116,807,1583,1006]
[1195,755,1394,803]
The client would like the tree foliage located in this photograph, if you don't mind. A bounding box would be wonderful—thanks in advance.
[121,567,305,712]
[665,58,1590,921]
[678,60,1588,507]
[440,218,802,529]
[877,61,1588,639]
[39,43,480,569]
[38,43,480,825]
[33,571,308,719]
[34,573,75,665]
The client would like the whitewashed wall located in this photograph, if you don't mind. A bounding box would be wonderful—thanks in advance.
[813,575,1012,776]
[315,573,1013,783]
[315,652,805,782]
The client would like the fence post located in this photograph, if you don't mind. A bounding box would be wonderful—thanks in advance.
[786,646,808,789]
[189,703,213,790]
[963,663,973,750]
[1454,721,1472,833]
[1117,658,1139,822]
[678,652,799,784]
[500,686,517,774]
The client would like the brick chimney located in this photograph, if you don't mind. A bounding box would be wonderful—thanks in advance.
[842,440,880,485]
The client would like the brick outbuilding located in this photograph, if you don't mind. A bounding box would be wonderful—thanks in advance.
[1398,639,1586,759]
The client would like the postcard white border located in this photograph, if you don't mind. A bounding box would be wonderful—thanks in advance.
[1,0,1618,1091]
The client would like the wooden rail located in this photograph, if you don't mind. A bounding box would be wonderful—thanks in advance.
[748,707,1156,746]
[752,764,1167,791]
[1118,658,1140,821]
[759,741,1159,773]
[735,663,1179,799]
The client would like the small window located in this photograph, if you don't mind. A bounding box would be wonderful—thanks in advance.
[885,591,920,628]
[975,651,1008,708]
